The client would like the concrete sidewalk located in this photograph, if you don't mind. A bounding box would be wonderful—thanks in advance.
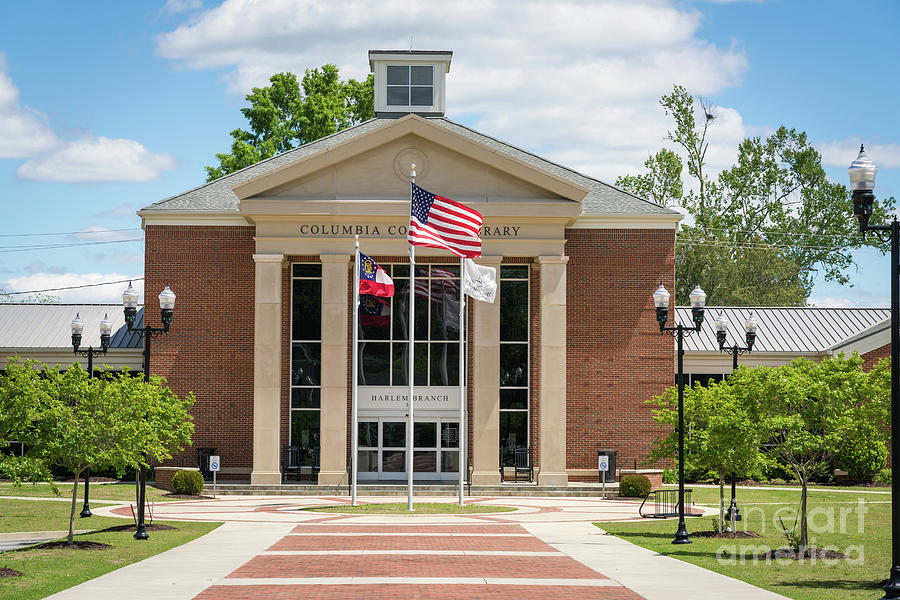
[45,496,786,600]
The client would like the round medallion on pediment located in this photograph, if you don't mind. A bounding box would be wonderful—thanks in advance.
[394,148,429,182]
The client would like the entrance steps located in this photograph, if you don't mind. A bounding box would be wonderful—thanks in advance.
[203,482,620,497]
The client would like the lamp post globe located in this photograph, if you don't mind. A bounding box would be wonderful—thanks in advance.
[123,281,139,328]
[744,311,758,349]
[99,313,112,350]
[71,313,84,351]
[715,311,729,348]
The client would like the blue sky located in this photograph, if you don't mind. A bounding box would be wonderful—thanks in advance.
[0,0,897,306]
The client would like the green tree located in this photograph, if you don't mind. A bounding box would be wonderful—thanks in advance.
[206,65,375,181]
[650,377,763,534]
[0,359,55,486]
[33,366,194,544]
[0,289,60,303]
[740,354,888,555]
[617,85,895,305]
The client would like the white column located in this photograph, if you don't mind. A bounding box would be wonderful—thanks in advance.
[471,255,503,485]
[318,254,351,485]
[537,255,569,486]
[251,253,284,485]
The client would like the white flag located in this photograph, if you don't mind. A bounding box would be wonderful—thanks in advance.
[462,258,497,303]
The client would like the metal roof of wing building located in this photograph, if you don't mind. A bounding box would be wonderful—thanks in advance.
[0,304,145,350]
[676,306,891,354]
[140,117,678,217]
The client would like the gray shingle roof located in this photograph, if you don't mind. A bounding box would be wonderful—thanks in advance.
[0,304,144,350]
[142,117,677,217]
[675,306,891,353]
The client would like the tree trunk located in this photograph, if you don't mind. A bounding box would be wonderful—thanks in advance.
[799,471,808,556]
[719,474,725,533]
[68,470,81,545]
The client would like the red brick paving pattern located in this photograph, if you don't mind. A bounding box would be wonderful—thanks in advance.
[197,584,643,600]
[228,554,604,579]
[289,524,527,534]
[270,534,555,552]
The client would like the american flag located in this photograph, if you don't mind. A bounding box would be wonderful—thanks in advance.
[408,183,482,258]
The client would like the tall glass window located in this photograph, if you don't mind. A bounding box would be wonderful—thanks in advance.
[358,264,460,386]
[291,263,321,467]
[499,265,529,466]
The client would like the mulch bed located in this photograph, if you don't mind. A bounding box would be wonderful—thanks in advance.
[0,567,23,578]
[756,547,848,560]
[692,530,762,539]
[31,541,111,550]
[98,524,177,533]
[60,477,120,483]
[163,493,213,499]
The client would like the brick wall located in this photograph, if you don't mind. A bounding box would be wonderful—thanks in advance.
[863,343,890,371]
[564,227,675,474]
[145,225,255,479]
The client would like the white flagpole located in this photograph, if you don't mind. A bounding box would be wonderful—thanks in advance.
[407,165,416,512]
[458,257,466,506]
[351,236,360,506]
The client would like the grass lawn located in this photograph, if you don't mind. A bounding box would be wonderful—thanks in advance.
[601,485,890,600]
[0,482,179,503]
[0,499,128,533]
[302,502,517,514]
[0,518,219,600]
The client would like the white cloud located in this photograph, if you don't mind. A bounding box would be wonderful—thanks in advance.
[96,203,138,219]
[155,0,749,182]
[16,137,176,183]
[161,0,203,15]
[817,137,900,171]
[0,52,59,158]
[1,273,143,304]
[807,295,889,309]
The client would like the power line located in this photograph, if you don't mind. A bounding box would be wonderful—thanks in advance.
[0,239,144,253]
[2,278,144,296]
[0,228,141,238]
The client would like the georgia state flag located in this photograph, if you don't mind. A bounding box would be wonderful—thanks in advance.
[358,252,394,297]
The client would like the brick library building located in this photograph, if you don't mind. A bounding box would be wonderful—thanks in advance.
[137,50,682,487]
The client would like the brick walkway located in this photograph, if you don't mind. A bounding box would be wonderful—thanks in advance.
[194,522,645,599]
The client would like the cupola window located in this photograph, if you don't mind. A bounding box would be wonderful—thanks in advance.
[386,65,434,106]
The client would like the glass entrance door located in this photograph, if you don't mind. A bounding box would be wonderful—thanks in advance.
[358,418,459,482]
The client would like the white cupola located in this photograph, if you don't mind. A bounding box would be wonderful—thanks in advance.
[368,50,452,118]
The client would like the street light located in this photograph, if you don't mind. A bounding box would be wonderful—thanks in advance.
[654,282,707,544]
[122,281,176,541]
[714,310,759,526]
[71,312,113,518]
[848,146,899,599]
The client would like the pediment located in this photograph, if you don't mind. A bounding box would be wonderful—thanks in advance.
[235,115,588,216]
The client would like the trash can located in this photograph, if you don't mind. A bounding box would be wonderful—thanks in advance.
[597,449,617,483]
[197,447,217,482]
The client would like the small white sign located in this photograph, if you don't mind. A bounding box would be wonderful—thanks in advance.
[598,455,609,472]
[209,455,221,472]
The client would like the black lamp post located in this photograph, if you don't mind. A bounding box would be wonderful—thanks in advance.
[713,310,759,525]
[71,312,113,518]
[654,282,707,544]
[122,281,176,541]
[848,146,899,599]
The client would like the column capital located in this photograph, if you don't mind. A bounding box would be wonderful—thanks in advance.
[537,255,569,265]
[253,253,284,264]
[320,254,352,264]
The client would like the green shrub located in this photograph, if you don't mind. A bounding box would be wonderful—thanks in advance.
[619,474,652,498]
[875,468,892,485]
[172,469,204,495]
[835,424,887,480]
[662,468,677,484]
[769,477,786,486]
